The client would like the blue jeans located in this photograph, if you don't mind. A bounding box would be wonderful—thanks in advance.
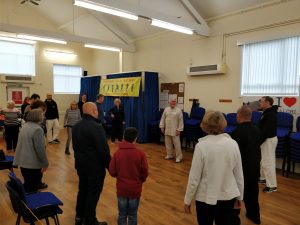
[118,196,140,225]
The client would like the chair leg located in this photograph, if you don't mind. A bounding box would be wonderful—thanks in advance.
[292,161,295,174]
[16,214,21,225]
[282,155,286,176]
[45,217,50,225]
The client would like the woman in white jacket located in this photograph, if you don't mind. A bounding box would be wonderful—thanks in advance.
[184,111,244,225]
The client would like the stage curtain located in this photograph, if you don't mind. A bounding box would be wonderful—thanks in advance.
[79,76,101,102]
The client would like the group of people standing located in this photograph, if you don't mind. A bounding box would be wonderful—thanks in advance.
[159,96,278,225]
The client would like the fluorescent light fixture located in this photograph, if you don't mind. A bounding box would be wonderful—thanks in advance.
[84,44,120,52]
[74,0,138,20]
[17,34,67,44]
[0,36,36,44]
[151,19,193,35]
[44,50,77,59]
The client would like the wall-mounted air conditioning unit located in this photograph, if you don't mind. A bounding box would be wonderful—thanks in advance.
[187,63,227,76]
[0,75,35,83]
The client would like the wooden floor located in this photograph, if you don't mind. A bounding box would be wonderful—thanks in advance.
[1,129,300,225]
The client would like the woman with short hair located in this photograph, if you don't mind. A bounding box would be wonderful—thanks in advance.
[13,108,49,193]
[108,98,125,143]
[0,101,21,151]
[184,111,244,225]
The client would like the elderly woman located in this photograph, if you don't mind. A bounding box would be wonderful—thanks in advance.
[184,111,244,225]
[108,98,125,143]
[13,108,49,193]
[0,101,21,151]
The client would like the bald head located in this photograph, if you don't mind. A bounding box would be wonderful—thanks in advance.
[83,102,98,119]
[237,105,252,124]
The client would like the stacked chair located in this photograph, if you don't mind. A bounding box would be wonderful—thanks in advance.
[180,112,190,147]
[6,171,63,225]
[288,116,300,177]
[276,112,293,176]
[224,113,238,134]
[184,106,205,150]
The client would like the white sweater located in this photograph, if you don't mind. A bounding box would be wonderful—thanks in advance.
[184,133,244,205]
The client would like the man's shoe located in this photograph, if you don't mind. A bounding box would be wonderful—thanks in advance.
[263,187,277,193]
[75,217,83,225]
[38,182,48,189]
[165,156,174,160]
[246,214,261,224]
[48,141,52,144]
[175,159,182,163]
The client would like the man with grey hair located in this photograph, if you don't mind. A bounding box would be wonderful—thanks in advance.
[160,98,184,163]
[44,93,60,144]
[72,102,111,225]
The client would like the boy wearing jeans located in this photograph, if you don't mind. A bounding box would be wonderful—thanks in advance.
[109,127,148,225]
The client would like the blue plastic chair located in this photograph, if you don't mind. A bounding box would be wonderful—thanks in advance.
[225,113,238,134]
[251,111,262,125]
[288,116,300,177]
[0,155,14,170]
[6,171,63,225]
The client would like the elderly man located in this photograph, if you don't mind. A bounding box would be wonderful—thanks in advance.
[72,102,111,225]
[44,93,60,144]
[159,99,184,163]
[231,106,261,224]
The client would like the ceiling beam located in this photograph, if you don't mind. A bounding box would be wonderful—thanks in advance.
[76,0,210,36]
[89,12,134,45]
[0,23,136,52]
[179,0,209,32]
[57,13,89,30]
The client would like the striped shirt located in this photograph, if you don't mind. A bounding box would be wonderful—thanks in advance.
[64,109,81,127]
[0,108,21,126]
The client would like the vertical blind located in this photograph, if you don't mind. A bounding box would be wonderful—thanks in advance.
[0,40,35,76]
[241,36,300,96]
[53,64,82,94]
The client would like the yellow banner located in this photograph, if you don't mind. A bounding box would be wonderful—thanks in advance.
[100,77,141,97]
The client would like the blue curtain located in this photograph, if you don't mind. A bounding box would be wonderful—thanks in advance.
[141,72,159,142]
[79,76,101,102]
[102,72,143,139]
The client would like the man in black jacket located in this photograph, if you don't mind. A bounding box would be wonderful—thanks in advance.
[258,96,278,193]
[44,93,60,144]
[231,106,261,224]
[72,102,111,225]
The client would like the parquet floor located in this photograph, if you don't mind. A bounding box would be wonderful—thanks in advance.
[0,129,300,225]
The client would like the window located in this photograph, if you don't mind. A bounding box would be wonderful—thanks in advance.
[53,64,82,94]
[0,40,35,76]
[241,36,300,96]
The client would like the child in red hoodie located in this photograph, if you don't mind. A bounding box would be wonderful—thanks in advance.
[109,127,148,225]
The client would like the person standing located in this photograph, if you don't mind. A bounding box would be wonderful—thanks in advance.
[184,111,244,225]
[108,98,125,143]
[109,127,148,225]
[13,109,48,193]
[258,96,278,193]
[78,94,87,116]
[21,96,30,118]
[0,101,21,151]
[64,101,81,155]
[44,93,60,144]
[159,99,184,163]
[95,94,105,124]
[72,102,111,225]
[231,106,261,224]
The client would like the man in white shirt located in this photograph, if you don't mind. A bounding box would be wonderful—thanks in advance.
[159,99,184,163]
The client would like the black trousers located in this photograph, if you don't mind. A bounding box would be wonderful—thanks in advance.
[111,120,123,142]
[20,167,42,193]
[76,169,105,224]
[4,125,19,150]
[244,177,260,220]
[195,199,235,225]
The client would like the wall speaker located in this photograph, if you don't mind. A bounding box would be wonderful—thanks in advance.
[83,71,88,76]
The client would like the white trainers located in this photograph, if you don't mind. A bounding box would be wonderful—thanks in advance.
[175,159,182,163]
[164,156,174,160]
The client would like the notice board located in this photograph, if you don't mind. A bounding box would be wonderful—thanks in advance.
[160,82,185,110]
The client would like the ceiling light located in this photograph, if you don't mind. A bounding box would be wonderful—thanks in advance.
[84,44,120,52]
[44,50,77,59]
[74,0,138,20]
[151,19,193,35]
[0,36,36,44]
[17,34,67,44]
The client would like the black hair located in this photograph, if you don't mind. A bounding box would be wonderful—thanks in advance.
[124,127,138,143]
[30,93,40,100]
[262,96,274,105]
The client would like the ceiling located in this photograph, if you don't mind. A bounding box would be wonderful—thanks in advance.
[1,0,277,50]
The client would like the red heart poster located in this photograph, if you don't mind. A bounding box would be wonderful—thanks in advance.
[12,91,23,104]
[283,97,297,108]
